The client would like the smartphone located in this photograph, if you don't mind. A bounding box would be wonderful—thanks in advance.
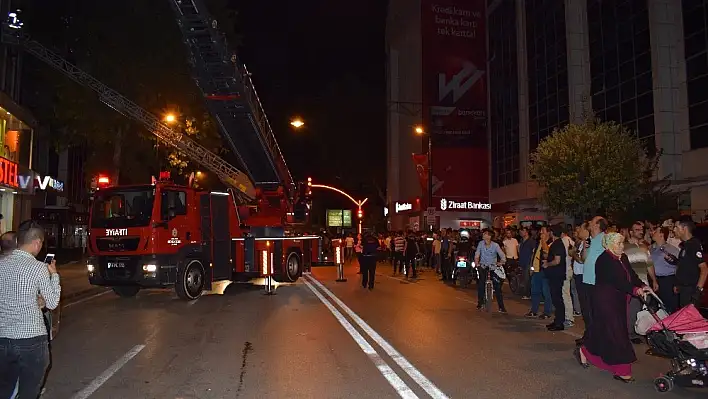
[44,253,55,264]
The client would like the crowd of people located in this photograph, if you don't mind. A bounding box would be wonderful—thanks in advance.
[339,214,707,383]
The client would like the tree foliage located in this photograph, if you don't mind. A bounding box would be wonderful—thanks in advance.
[22,0,223,185]
[530,119,651,219]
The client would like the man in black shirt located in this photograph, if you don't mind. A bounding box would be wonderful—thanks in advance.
[543,224,567,331]
[674,216,707,307]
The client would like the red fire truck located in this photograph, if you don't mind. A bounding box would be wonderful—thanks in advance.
[3,2,323,299]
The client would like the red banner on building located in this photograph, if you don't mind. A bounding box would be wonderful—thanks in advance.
[421,0,488,203]
[421,0,487,147]
[430,147,488,203]
[411,153,429,191]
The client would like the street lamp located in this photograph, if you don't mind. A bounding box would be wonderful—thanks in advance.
[164,113,176,124]
[290,118,304,128]
[414,126,433,221]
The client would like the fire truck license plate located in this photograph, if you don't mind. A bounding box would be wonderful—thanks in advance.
[107,262,125,269]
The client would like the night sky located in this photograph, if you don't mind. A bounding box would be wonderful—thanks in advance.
[223,0,388,215]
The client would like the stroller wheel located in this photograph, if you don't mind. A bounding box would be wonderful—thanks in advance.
[654,376,673,393]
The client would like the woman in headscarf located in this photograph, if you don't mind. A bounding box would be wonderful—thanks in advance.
[574,232,651,382]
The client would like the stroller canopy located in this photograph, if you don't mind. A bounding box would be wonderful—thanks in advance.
[649,305,708,334]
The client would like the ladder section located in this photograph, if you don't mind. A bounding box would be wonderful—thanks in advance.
[2,29,256,203]
[168,0,295,195]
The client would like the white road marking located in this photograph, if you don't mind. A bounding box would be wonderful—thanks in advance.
[70,344,146,399]
[63,290,111,309]
[302,279,418,399]
[305,275,449,399]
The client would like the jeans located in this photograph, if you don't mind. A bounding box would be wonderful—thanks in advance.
[0,336,50,399]
[530,272,552,315]
[548,277,566,327]
[477,268,506,310]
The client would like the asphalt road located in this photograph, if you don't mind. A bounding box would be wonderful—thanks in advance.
[42,262,705,399]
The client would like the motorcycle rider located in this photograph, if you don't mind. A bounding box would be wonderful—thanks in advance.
[474,229,508,312]
[454,232,473,285]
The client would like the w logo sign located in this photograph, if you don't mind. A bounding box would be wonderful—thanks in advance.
[438,62,484,103]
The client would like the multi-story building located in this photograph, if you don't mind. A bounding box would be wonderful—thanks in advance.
[388,0,708,228]
[489,0,708,223]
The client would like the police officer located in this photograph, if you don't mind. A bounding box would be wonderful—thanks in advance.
[361,233,380,290]
[673,216,708,308]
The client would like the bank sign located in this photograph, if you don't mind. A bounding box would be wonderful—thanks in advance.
[439,198,491,211]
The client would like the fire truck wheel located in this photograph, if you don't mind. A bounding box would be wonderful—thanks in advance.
[275,252,301,283]
[112,286,140,298]
[176,259,205,300]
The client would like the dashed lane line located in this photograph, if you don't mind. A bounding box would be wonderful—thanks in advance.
[302,278,419,398]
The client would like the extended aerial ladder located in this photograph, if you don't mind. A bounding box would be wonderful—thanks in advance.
[0,26,257,203]
[166,0,296,200]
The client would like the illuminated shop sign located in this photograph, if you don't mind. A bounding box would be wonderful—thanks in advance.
[0,157,64,193]
[439,198,491,211]
[395,202,412,213]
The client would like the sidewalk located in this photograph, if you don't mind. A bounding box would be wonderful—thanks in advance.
[57,258,107,301]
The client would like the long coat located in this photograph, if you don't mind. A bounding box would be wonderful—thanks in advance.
[584,250,645,365]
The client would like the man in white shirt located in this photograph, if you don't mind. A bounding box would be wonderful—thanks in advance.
[503,229,519,264]
[345,234,354,262]
[0,224,61,399]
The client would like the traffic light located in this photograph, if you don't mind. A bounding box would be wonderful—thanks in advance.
[357,209,363,219]
[307,177,312,187]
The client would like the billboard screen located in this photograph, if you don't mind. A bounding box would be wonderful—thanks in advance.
[326,209,352,227]
[421,0,488,204]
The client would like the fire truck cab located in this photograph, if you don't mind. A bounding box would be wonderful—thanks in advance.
[87,182,311,299]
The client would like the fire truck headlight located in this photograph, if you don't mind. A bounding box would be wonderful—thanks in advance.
[87,264,95,273]
[143,264,158,273]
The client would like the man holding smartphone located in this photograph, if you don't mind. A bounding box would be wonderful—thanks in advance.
[0,222,61,399]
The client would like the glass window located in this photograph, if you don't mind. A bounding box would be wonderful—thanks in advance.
[605,67,620,89]
[685,33,707,59]
[637,116,655,139]
[621,99,637,122]
[606,87,620,107]
[686,55,708,80]
[636,93,654,118]
[683,8,706,37]
[620,79,636,102]
[688,75,708,105]
[636,72,653,95]
[91,187,156,228]
[690,124,708,149]
[161,190,187,220]
[0,107,29,164]
[689,101,708,127]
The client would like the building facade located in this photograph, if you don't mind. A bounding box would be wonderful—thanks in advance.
[486,0,708,224]
[386,0,492,231]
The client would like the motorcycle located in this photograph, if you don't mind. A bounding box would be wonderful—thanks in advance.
[452,255,475,288]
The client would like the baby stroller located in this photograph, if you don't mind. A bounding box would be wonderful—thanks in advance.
[643,302,708,393]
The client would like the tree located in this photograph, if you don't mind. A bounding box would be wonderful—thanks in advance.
[529,119,651,220]
[610,149,681,225]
